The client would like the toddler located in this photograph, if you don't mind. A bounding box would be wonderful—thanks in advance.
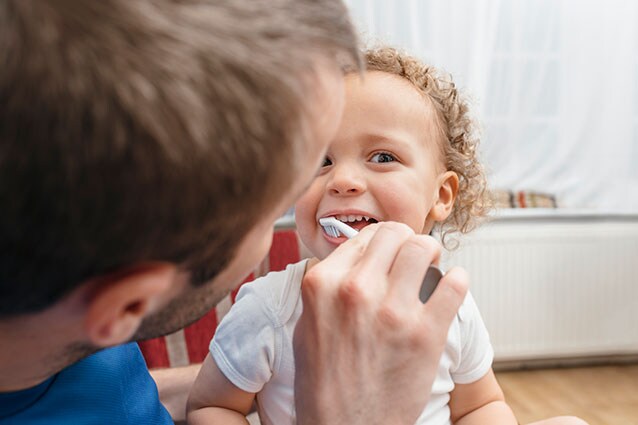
[186,47,587,425]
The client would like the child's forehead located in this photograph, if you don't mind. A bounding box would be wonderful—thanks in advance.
[345,71,437,117]
[346,70,416,91]
[342,71,444,148]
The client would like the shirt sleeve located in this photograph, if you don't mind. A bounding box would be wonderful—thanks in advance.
[451,292,494,384]
[210,282,278,393]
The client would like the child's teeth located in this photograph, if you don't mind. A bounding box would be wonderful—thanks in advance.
[333,214,374,223]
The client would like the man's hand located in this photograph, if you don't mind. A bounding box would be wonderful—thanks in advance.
[293,222,469,425]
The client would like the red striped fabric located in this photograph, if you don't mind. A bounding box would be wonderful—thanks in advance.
[269,231,301,272]
[183,308,218,364]
[138,229,301,369]
[138,334,171,369]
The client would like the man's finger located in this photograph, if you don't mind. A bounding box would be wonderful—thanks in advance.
[421,266,469,336]
[315,222,382,271]
[356,221,414,278]
[386,235,441,305]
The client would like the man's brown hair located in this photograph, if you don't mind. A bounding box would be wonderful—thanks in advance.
[0,0,359,317]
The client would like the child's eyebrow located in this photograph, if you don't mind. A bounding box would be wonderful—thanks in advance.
[361,133,413,150]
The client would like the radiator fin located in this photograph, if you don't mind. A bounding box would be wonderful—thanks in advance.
[443,219,638,361]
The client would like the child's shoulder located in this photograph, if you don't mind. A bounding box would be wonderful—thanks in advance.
[457,291,480,323]
[234,258,309,321]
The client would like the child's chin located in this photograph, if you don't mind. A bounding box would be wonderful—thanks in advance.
[317,244,339,260]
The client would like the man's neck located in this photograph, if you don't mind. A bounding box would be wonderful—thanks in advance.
[0,330,54,391]
[0,312,86,392]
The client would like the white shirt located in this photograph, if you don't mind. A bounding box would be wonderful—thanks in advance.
[210,260,494,425]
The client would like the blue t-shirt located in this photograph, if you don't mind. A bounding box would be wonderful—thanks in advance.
[0,343,173,424]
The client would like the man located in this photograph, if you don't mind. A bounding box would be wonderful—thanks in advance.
[0,1,468,424]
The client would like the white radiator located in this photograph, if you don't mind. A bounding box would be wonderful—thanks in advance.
[442,210,638,365]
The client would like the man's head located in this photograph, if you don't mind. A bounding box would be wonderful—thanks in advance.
[0,0,357,362]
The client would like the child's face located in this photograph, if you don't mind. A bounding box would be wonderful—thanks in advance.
[296,71,455,260]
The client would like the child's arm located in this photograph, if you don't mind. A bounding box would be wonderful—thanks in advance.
[151,363,202,422]
[449,369,518,425]
[186,354,256,425]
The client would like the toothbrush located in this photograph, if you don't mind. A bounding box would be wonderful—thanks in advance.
[318,216,443,302]
[319,216,359,239]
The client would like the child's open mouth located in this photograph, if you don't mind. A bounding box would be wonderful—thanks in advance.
[323,214,379,235]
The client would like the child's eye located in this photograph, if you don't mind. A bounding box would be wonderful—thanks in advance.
[322,156,333,167]
[370,152,396,163]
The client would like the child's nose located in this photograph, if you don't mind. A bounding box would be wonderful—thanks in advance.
[327,164,366,196]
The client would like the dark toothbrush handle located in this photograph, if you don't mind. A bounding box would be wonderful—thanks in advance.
[419,265,443,303]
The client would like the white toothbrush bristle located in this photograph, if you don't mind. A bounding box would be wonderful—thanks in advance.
[319,217,359,239]
[325,226,341,238]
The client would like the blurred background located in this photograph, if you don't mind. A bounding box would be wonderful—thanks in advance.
[345,0,638,212]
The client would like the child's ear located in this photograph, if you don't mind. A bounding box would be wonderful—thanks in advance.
[429,171,459,222]
[84,263,178,347]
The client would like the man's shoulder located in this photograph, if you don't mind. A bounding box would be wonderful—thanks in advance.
[0,344,172,424]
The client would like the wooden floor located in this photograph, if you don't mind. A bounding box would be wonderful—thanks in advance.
[496,364,638,425]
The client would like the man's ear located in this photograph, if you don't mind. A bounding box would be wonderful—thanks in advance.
[84,263,178,347]
[429,171,460,222]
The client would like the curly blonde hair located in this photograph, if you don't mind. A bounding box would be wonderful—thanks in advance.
[365,47,491,246]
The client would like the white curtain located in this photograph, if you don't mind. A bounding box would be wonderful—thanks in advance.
[344,0,638,211]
